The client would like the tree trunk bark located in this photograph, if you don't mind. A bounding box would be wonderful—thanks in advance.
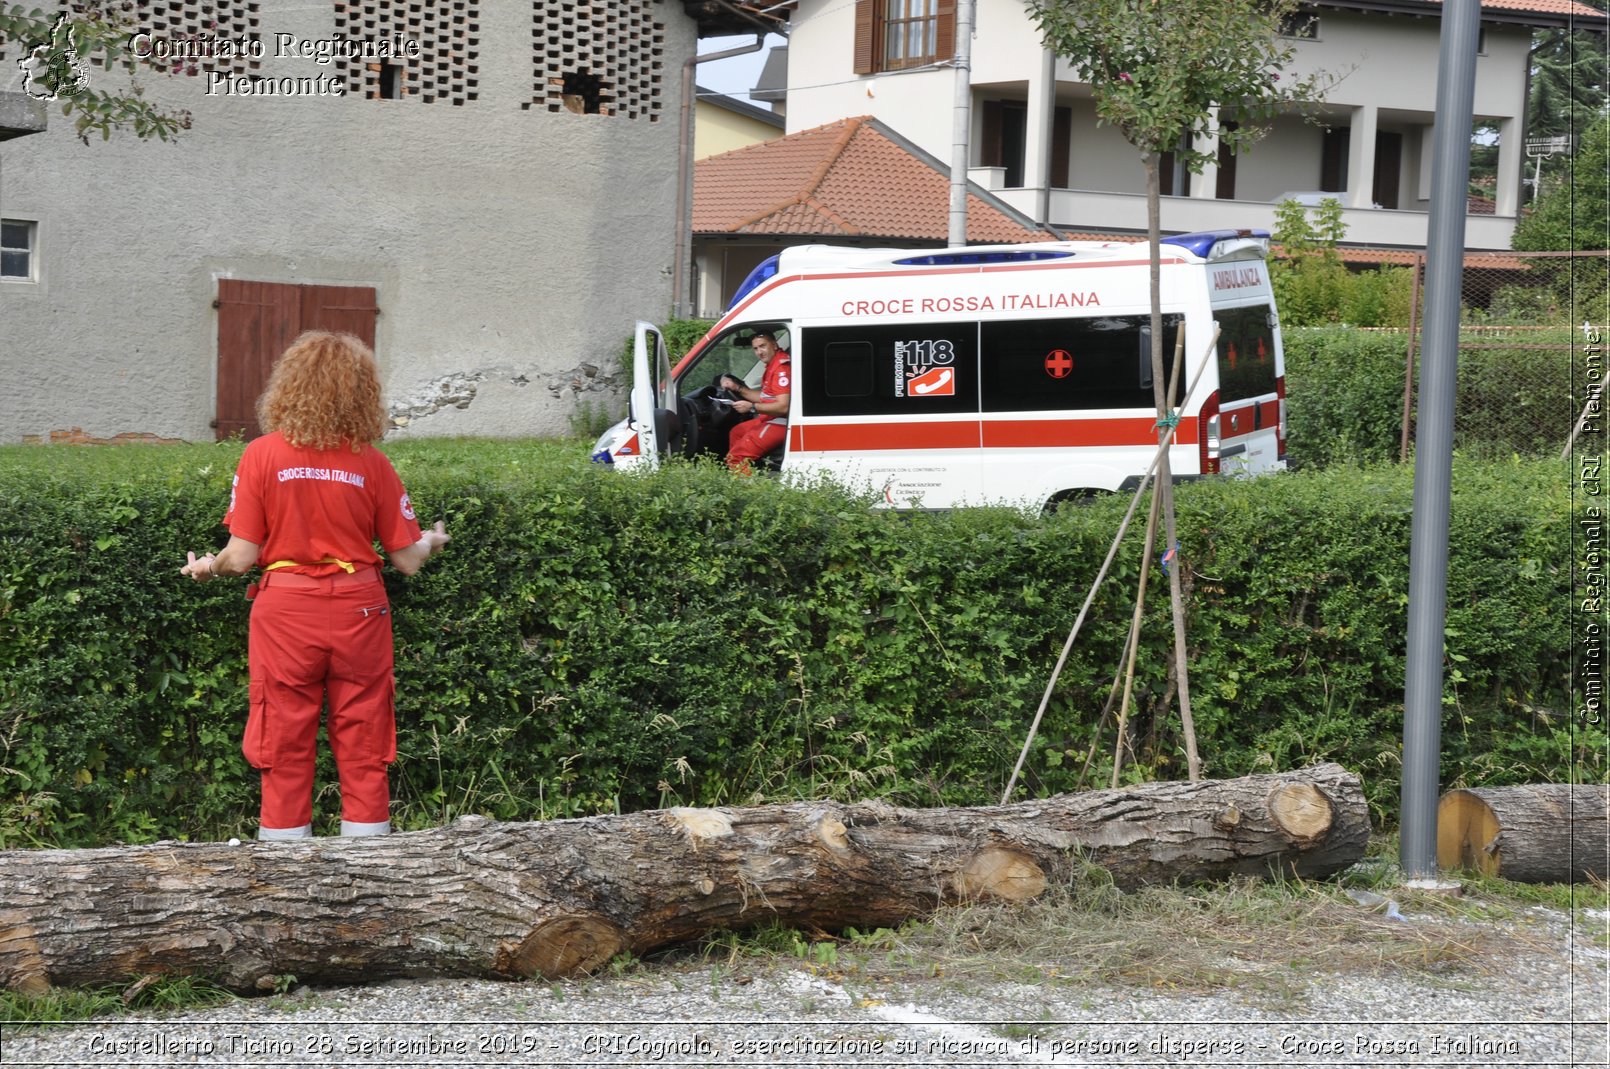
[1143,148,1201,781]
[0,764,1368,994]
[1437,783,1609,884]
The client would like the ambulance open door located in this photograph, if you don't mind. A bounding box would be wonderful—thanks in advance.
[628,321,675,467]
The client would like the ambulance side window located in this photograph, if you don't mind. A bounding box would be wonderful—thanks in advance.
[1214,305,1279,403]
[980,315,1177,412]
[801,323,978,417]
[679,325,791,398]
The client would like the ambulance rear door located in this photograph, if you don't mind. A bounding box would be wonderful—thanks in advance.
[1210,303,1285,474]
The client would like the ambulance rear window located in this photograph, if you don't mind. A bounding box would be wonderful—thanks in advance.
[1215,305,1279,403]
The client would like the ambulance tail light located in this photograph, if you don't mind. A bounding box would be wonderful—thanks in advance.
[1276,376,1288,458]
[1200,391,1221,475]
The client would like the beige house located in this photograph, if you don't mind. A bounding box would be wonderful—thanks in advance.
[771,0,1606,250]
[695,86,784,159]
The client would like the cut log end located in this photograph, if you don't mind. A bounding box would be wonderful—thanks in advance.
[1267,783,1334,844]
[0,918,50,995]
[500,916,625,979]
[1437,790,1503,877]
[952,847,1047,903]
[1437,784,1609,883]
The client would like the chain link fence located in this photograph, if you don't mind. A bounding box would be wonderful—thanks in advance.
[1396,249,1607,461]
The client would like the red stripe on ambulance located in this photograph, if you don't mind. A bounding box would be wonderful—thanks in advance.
[797,421,982,451]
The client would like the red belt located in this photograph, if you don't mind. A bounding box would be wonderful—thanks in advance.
[258,568,380,590]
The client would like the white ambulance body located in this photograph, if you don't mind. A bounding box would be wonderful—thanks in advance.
[592,229,1287,510]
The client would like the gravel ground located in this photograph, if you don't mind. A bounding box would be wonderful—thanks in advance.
[3,904,1604,1068]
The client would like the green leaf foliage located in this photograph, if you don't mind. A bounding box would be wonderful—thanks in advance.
[1509,120,1609,326]
[0,441,1583,845]
[0,7,192,143]
[1512,119,1608,254]
[1268,199,1415,328]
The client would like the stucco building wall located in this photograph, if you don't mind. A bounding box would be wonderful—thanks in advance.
[0,1,694,442]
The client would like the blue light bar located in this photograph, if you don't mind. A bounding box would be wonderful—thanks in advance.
[1159,229,1270,258]
[893,249,1075,266]
[727,255,782,310]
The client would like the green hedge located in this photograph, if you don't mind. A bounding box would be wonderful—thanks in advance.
[0,442,1585,846]
[1281,326,1588,467]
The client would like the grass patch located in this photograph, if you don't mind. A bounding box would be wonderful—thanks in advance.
[0,975,236,1026]
[667,864,1591,1009]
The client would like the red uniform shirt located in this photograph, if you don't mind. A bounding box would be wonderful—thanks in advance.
[225,432,422,576]
[756,349,791,422]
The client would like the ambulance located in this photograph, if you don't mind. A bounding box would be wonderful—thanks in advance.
[591,228,1287,510]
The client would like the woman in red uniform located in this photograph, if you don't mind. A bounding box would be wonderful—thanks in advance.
[181,331,449,840]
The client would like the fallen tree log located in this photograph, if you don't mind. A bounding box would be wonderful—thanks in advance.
[0,762,1367,994]
[1437,783,1609,883]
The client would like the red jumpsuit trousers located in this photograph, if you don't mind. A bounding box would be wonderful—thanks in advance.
[245,569,396,838]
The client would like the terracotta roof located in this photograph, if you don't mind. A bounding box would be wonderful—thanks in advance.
[1322,0,1609,22]
[694,116,1055,244]
[1061,231,1539,270]
[1464,0,1607,18]
[1329,247,1534,269]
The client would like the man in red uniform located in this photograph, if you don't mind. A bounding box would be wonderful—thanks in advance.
[182,332,449,839]
[723,330,791,472]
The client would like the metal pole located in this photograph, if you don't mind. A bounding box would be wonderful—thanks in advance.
[1400,0,1480,880]
[947,0,976,248]
[675,36,765,319]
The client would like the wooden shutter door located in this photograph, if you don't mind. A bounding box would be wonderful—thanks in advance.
[215,279,300,441]
[853,0,877,74]
[301,285,379,349]
[1372,131,1402,210]
[215,281,379,441]
[934,0,956,62]
[1051,106,1071,188]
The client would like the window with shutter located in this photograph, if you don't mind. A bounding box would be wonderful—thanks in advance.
[853,0,955,75]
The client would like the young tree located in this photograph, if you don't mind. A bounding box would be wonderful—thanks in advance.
[1513,116,1609,253]
[1024,0,1332,780]
[1,5,190,142]
[1511,117,1609,325]
[1526,22,1608,144]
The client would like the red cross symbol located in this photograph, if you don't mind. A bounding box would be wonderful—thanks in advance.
[1044,349,1073,378]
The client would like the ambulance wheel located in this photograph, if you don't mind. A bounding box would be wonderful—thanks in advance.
[1043,488,1110,513]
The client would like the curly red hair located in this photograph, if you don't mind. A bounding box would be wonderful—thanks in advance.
[257,332,386,451]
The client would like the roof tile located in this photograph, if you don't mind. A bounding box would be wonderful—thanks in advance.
[695,117,1052,244]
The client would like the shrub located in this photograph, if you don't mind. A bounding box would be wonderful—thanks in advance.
[0,443,1577,845]
[1281,328,1407,468]
[1282,325,1587,465]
